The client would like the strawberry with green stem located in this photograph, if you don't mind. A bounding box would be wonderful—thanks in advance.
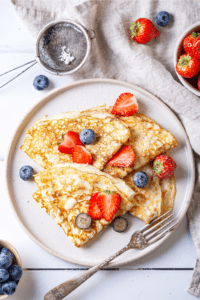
[130,18,160,44]
[153,154,177,179]
[183,32,200,56]
[175,54,200,78]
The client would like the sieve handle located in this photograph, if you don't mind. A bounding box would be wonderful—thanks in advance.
[86,29,96,39]
[0,60,37,89]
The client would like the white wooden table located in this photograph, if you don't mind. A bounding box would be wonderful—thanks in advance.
[0,1,197,299]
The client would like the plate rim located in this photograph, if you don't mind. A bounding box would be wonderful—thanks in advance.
[4,78,195,267]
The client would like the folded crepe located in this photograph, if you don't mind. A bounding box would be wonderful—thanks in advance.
[124,163,176,223]
[83,105,178,178]
[21,111,130,170]
[33,163,135,247]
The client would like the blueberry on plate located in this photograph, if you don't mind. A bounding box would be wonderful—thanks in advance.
[75,213,92,229]
[8,265,23,281]
[133,171,149,188]
[19,165,34,181]
[1,248,14,261]
[0,269,9,283]
[79,129,96,145]
[156,11,171,27]
[2,281,17,296]
[0,254,12,269]
[113,217,128,233]
[0,283,3,294]
[33,75,49,90]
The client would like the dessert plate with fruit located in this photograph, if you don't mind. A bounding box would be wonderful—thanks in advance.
[5,78,195,267]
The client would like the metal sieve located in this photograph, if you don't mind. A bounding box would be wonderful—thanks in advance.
[0,20,95,88]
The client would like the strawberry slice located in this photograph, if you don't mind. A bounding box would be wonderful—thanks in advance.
[111,93,138,116]
[72,145,92,165]
[96,191,121,222]
[58,131,83,154]
[108,145,136,167]
[88,192,103,219]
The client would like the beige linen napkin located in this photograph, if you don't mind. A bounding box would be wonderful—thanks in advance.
[11,0,200,296]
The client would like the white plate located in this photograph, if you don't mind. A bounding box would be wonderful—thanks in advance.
[5,79,195,267]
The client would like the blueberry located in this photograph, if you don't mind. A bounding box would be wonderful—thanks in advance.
[0,283,3,294]
[75,213,91,229]
[156,11,171,27]
[19,165,34,181]
[80,129,96,145]
[133,171,149,188]
[8,265,23,281]
[1,248,14,261]
[0,269,9,283]
[0,254,12,269]
[2,281,17,296]
[33,75,49,90]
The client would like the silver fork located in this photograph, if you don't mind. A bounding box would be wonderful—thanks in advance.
[44,211,178,300]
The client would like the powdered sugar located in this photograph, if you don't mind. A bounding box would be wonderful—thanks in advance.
[59,46,75,65]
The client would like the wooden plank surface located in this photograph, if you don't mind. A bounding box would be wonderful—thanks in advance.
[6,270,195,300]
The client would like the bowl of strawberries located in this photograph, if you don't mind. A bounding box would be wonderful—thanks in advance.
[174,21,200,96]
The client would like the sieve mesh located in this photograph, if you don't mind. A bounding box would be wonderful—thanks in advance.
[37,22,87,73]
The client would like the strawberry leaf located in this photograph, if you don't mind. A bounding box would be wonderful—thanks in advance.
[102,190,115,194]
[130,21,141,38]
[191,32,200,38]
[178,54,191,67]
[154,160,164,175]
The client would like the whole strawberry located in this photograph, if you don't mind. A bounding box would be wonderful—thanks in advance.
[130,18,160,44]
[153,154,177,179]
[198,75,200,90]
[192,38,200,59]
[183,32,200,56]
[175,54,200,78]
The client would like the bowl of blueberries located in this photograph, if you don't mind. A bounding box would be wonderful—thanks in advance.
[0,241,23,298]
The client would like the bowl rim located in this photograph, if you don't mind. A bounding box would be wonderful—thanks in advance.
[0,240,22,300]
[174,21,200,96]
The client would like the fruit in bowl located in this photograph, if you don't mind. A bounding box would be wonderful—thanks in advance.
[174,22,200,96]
[0,241,22,298]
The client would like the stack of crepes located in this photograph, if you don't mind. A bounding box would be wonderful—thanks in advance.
[20,102,177,247]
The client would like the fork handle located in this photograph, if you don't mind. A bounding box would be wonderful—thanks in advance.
[44,244,130,300]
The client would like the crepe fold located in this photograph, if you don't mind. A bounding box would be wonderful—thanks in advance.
[33,163,135,247]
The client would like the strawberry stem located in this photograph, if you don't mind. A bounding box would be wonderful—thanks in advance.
[102,190,115,194]
[191,32,200,38]
[130,21,141,38]
[154,161,164,175]
[178,54,191,67]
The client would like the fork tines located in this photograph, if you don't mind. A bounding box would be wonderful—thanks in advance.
[138,211,179,245]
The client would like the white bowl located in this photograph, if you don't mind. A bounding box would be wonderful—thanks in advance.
[0,240,22,299]
[174,21,200,96]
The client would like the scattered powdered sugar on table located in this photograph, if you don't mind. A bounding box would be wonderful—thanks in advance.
[59,46,75,65]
